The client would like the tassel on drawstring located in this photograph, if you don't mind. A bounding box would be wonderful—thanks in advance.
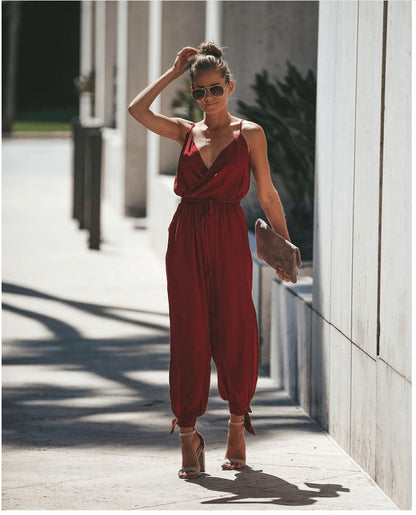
[243,408,256,435]
[170,417,179,434]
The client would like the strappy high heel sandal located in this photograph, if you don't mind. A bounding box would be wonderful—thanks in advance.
[222,420,246,470]
[178,429,206,479]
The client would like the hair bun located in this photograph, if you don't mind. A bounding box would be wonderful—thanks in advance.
[199,42,223,59]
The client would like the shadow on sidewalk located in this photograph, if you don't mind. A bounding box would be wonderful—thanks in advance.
[3,280,324,451]
[2,280,173,449]
[3,282,169,334]
[184,467,350,507]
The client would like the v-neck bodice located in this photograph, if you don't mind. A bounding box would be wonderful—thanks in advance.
[173,120,251,202]
[191,122,242,170]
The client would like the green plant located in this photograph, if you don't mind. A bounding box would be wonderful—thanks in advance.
[238,63,316,260]
[170,79,203,122]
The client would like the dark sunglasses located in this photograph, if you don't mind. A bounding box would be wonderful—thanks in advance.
[191,84,225,101]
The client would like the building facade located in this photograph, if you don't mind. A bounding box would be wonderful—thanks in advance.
[312,1,411,507]
[259,0,411,509]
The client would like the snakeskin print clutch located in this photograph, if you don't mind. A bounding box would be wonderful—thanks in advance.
[255,218,302,283]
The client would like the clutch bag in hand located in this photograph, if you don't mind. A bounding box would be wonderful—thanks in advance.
[255,218,302,283]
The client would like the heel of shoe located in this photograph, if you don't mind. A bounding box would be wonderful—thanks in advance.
[196,431,206,473]
[198,448,205,473]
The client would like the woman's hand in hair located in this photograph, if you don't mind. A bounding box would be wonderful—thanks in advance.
[128,47,196,142]
[173,47,198,76]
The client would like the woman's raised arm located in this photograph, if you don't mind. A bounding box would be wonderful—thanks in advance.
[128,47,198,144]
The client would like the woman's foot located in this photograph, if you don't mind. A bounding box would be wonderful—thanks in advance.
[178,428,205,479]
[222,417,246,470]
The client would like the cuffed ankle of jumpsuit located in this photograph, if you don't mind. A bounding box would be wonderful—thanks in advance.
[228,403,256,435]
[170,417,197,434]
[170,408,255,435]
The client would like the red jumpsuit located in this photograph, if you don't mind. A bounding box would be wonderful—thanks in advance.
[166,120,258,434]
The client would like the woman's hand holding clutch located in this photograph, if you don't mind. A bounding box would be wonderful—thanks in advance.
[276,266,290,282]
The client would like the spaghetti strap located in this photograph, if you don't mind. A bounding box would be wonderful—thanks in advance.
[187,122,195,143]
[239,119,243,133]
[180,122,195,152]
[185,122,195,140]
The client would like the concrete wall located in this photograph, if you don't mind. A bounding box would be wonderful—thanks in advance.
[253,0,411,508]
[376,2,411,506]
[262,268,313,414]
[311,0,411,508]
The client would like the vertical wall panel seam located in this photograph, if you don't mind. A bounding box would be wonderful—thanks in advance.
[350,0,360,455]
[327,3,338,417]
[374,1,388,487]
[328,2,337,330]
[376,1,388,357]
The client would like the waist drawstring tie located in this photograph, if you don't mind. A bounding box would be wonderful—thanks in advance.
[181,197,239,218]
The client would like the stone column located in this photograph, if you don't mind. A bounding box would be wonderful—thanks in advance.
[95,1,117,127]
[146,0,162,226]
[119,0,149,217]
[205,0,222,43]
[99,2,120,209]
[79,0,95,121]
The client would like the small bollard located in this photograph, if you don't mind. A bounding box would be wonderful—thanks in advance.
[71,117,103,250]
[71,117,86,228]
[84,124,102,250]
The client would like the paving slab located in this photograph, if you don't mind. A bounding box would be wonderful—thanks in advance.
[1,138,398,510]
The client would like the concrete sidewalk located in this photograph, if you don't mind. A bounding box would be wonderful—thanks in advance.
[2,137,398,510]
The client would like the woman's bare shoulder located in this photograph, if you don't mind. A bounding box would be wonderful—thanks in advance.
[174,118,196,144]
[240,119,266,148]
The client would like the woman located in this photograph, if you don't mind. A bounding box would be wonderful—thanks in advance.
[128,42,291,479]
